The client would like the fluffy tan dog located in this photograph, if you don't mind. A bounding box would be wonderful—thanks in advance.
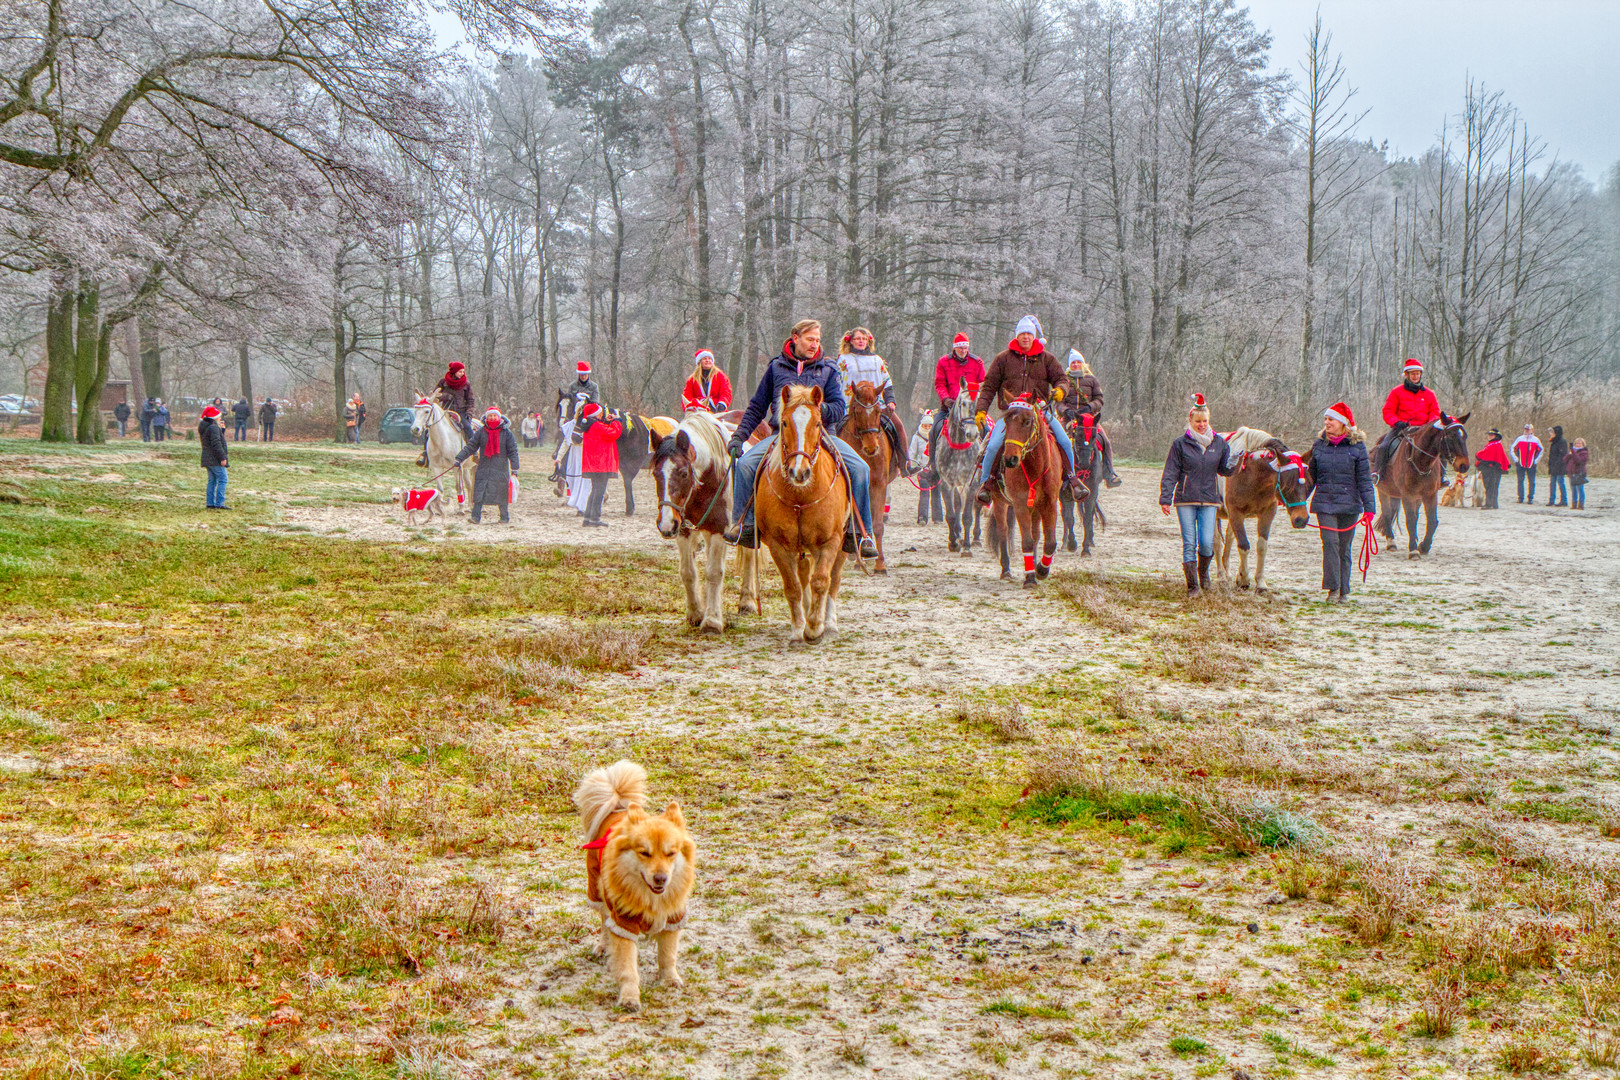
[572,761,696,1012]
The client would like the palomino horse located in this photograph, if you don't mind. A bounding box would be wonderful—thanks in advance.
[651,411,759,633]
[1056,400,1108,556]
[839,382,900,574]
[411,393,475,513]
[987,397,1063,587]
[1215,428,1312,594]
[755,385,851,643]
[1374,413,1470,558]
[933,384,983,557]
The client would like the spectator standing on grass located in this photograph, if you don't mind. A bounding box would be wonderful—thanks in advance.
[520,412,538,448]
[232,397,251,441]
[113,399,130,437]
[152,400,170,441]
[1545,425,1569,507]
[1310,402,1378,604]
[199,405,229,509]
[258,397,276,441]
[1567,438,1589,510]
[1474,429,1511,509]
[139,397,156,441]
[453,406,520,524]
[1510,424,1543,504]
[1159,393,1236,599]
[343,398,358,444]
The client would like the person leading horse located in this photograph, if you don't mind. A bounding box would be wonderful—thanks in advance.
[973,315,1086,506]
[1372,359,1440,477]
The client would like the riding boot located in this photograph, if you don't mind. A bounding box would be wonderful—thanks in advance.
[1183,561,1200,597]
[1197,553,1212,592]
[1099,429,1123,487]
[1061,459,1087,501]
[976,474,998,506]
[416,451,428,468]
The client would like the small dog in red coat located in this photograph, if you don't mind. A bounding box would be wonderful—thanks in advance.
[391,486,444,526]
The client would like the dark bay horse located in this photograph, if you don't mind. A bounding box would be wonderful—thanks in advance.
[1216,430,1312,594]
[933,385,984,556]
[1375,413,1470,558]
[1056,401,1108,556]
[839,382,900,575]
[987,398,1062,588]
[611,412,677,516]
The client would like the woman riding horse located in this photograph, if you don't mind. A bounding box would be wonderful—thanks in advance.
[837,327,915,476]
[724,320,879,560]
[1064,350,1122,488]
[973,315,1086,506]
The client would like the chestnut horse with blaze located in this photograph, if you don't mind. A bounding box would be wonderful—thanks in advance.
[840,382,900,574]
[755,385,852,643]
[987,398,1062,587]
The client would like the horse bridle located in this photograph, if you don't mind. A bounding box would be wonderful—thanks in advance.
[1272,456,1311,509]
[1403,420,1466,474]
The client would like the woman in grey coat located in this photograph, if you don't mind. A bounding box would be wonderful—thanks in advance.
[454,407,521,523]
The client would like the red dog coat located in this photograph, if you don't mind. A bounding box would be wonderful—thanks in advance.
[402,489,439,512]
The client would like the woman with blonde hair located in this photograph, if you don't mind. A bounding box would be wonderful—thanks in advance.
[681,348,733,413]
[1159,393,1236,597]
[837,326,914,475]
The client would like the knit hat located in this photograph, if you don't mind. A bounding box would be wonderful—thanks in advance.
[1066,348,1086,371]
[200,405,221,419]
[1324,401,1354,428]
[695,349,714,364]
[1403,359,1424,374]
[953,332,970,348]
[1188,392,1208,413]
[1487,428,1502,438]
[1014,315,1042,340]
[577,361,591,375]
[448,361,465,372]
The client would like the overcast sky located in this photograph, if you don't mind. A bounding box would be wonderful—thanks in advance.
[1242,0,1620,182]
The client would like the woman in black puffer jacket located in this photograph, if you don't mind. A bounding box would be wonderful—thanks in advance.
[1159,393,1236,597]
[1308,402,1377,603]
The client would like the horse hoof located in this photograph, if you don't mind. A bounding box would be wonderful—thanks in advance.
[874,565,887,576]
[1238,581,1250,591]
[1255,586,1269,596]
[960,549,973,558]
[1408,550,1420,560]
[1081,546,1092,557]
[1065,541,1077,552]
[1023,575,1038,589]
[803,629,825,644]
[700,618,724,635]
[686,613,704,628]
[1000,571,1013,581]
[1035,563,1051,581]
[948,540,959,552]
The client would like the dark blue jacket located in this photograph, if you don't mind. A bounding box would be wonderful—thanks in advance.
[1160,432,1235,505]
[199,419,228,467]
[1308,434,1376,516]
[732,346,848,447]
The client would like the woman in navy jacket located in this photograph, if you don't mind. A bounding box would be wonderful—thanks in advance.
[1160,393,1236,597]
[1309,402,1378,603]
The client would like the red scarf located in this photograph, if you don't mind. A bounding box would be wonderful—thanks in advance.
[1007,339,1043,357]
[783,338,823,375]
[443,371,469,390]
[483,418,502,455]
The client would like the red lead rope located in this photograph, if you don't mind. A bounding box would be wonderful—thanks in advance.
[1307,513,1380,582]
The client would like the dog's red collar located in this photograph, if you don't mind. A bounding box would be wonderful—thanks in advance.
[580,825,616,851]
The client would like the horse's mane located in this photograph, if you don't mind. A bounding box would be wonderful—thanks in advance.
[676,410,727,474]
[1223,427,1275,456]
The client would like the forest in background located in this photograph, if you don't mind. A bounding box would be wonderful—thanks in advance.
[3,0,1619,452]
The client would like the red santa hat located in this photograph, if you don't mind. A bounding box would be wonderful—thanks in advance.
[1402,359,1424,374]
[1324,401,1354,428]
[580,402,601,419]
[1188,392,1208,412]
[200,405,222,419]
[577,361,591,375]
[695,349,714,363]
[484,407,503,423]
[953,333,970,348]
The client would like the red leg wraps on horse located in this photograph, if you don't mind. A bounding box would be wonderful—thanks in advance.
[1023,553,1035,574]
[1040,552,1052,568]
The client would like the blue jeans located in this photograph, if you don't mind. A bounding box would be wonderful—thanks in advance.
[979,407,1076,483]
[205,466,228,508]
[1548,473,1567,505]
[733,433,873,534]
[234,420,247,441]
[1176,504,1218,563]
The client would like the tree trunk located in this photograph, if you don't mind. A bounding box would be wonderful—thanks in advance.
[123,320,144,403]
[139,317,164,403]
[74,283,105,444]
[41,273,76,443]
[238,342,253,403]
[333,302,349,443]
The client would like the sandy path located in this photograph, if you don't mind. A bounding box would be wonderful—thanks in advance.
[279,465,1618,1078]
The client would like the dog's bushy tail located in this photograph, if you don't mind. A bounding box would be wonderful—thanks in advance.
[572,760,648,841]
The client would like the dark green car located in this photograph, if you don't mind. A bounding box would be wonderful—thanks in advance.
[378,406,423,445]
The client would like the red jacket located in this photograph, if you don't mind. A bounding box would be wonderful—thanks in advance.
[934,352,986,403]
[1382,383,1440,427]
[579,418,623,474]
[681,369,733,413]
[1474,439,1511,472]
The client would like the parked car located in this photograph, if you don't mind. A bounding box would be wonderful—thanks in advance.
[378,406,424,445]
[0,395,40,413]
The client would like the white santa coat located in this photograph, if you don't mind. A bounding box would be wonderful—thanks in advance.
[838,353,893,401]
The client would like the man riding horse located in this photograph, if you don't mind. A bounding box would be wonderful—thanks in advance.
[918,332,986,488]
[1372,359,1441,477]
[974,315,1086,506]
[837,327,916,476]
[1063,349,1123,489]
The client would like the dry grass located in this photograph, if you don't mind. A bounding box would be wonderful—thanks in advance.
[1413,969,1466,1038]
[1343,848,1426,944]
[952,698,1033,743]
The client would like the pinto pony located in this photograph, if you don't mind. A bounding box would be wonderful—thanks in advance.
[1374,412,1470,558]
[755,385,851,643]
[1057,401,1108,556]
[934,384,984,556]
[411,393,474,513]
[840,382,900,574]
[1215,428,1311,594]
[987,396,1062,587]
[651,412,758,633]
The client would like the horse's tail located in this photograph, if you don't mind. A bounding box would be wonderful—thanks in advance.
[572,760,648,841]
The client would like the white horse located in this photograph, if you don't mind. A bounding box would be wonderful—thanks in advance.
[411,393,475,514]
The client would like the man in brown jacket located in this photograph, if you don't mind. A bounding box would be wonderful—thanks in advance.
[973,315,1084,504]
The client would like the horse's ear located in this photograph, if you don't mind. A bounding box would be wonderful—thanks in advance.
[1456,411,1471,425]
[780,384,793,408]
[674,428,695,461]
[811,385,824,407]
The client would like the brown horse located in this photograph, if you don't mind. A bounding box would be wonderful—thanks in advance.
[1375,413,1470,558]
[839,382,900,574]
[1216,430,1312,594]
[987,399,1062,587]
[755,385,852,643]
[651,411,759,632]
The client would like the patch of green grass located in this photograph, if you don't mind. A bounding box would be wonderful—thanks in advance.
[1168,1035,1209,1055]
[980,999,1072,1020]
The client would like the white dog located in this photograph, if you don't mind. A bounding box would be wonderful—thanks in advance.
[392,486,444,526]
